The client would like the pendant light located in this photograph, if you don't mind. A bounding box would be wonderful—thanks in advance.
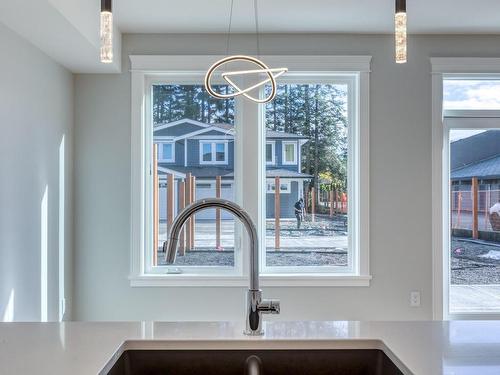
[204,0,287,104]
[100,0,113,63]
[395,0,407,64]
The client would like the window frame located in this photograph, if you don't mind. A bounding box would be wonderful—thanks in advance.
[157,141,175,163]
[130,55,372,287]
[431,58,500,319]
[266,141,275,165]
[266,179,291,194]
[199,140,229,165]
[282,141,298,165]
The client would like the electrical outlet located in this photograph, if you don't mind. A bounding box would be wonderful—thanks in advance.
[410,291,421,307]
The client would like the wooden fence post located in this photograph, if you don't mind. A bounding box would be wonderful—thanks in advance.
[311,187,316,222]
[178,181,185,256]
[190,175,196,249]
[166,173,174,233]
[153,144,159,266]
[329,190,334,217]
[185,173,192,251]
[275,176,280,250]
[216,176,221,249]
[472,177,479,239]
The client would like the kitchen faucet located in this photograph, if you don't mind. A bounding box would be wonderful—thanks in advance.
[164,198,280,335]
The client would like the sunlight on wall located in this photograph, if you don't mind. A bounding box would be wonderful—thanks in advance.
[58,135,65,321]
[41,185,48,322]
[1,290,15,322]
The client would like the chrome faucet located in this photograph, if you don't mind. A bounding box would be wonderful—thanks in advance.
[164,198,280,335]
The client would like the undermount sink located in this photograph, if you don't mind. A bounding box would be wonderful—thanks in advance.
[106,349,403,375]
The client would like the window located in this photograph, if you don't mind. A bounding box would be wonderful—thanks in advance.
[130,56,371,286]
[158,142,174,162]
[442,78,500,316]
[266,180,291,194]
[200,141,228,165]
[264,82,356,274]
[282,141,297,164]
[266,142,275,164]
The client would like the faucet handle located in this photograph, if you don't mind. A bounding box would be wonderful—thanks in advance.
[258,299,280,315]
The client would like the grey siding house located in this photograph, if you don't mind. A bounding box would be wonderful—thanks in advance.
[154,118,312,220]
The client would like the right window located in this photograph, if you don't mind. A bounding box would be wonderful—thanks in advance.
[263,82,353,273]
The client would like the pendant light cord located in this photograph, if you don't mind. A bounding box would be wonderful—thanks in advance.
[226,0,234,56]
[254,0,260,57]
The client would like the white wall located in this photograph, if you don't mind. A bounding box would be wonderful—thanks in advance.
[73,33,500,322]
[0,23,74,321]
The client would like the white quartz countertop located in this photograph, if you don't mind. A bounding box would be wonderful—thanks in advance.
[1,320,500,375]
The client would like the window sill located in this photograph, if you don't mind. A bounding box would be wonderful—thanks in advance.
[129,274,372,287]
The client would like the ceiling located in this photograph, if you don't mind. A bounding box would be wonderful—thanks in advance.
[115,0,500,34]
[0,0,499,73]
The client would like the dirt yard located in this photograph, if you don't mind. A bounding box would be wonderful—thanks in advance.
[451,237,500,284]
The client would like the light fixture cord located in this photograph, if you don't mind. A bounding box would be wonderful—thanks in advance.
[226,0,234,56]
[254,0,260,57]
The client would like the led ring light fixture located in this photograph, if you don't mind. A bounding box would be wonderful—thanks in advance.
[204,55,288,104]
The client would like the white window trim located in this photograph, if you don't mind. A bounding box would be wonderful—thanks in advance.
[158,141,175,163]
[130,55,371,287]
[431,57,500,320]
[266,141,275,165]
[282,141,298,165]
[266,179,291,194]
[199,140,229,165]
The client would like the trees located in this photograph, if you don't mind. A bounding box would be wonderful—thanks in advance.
[265,84,348,197]
[152,84,235,125]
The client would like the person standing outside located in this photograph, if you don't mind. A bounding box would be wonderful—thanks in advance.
[294,198,305,229]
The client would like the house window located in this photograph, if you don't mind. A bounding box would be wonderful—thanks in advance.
[266,180,291,194]
[200,141,228,165]
[158,142,174,162]
[266,142,275,164]
[282,142,297,164]
[130,56,371,286]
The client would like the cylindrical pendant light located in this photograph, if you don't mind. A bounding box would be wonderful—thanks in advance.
[395,0,407,64]
[100,0,113,63]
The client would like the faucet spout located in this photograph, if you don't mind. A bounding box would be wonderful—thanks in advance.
[165,198,260,290]
[164,198,279,334]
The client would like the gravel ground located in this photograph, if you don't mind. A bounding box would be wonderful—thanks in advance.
[158,214,349,267]
[451,237,500,284]
[158,248,348,267]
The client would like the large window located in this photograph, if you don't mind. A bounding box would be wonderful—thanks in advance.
[263,82,352,272]
[440,76,500,316]
[130,56,371,286]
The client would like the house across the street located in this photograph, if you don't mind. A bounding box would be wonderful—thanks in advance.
[154,118,312,220]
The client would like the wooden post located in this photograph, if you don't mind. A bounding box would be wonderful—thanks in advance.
[153,144,159,266]
[216,176,221,249]
[185,173,192,251]
[329,190,334,217]
[190,175,196,249]
[311,187,316,222]
[166,173,174,233]
[456,191,462,229]
[472,177,479,239]
[304,188,309,214]
[178,181,185,256]
[484,187,490,230]
[274,176,280,250]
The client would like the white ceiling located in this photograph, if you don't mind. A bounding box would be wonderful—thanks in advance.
[1,0,499,74]
[115,0,500,34]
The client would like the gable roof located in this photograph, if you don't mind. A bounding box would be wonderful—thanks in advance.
[450,129,500,170]
[154,118,308,140]
[451,154,500,180]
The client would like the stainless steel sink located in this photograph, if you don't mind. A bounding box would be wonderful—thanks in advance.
[106,349,404,375]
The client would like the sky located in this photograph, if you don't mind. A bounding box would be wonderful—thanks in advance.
[444,80,500,141]
[444,80,500,110]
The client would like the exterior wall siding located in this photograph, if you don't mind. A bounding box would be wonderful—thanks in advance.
[266,180,300,219]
